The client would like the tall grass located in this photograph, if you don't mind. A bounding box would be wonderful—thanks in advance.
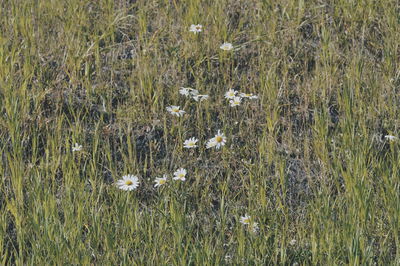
[0,0,399,264]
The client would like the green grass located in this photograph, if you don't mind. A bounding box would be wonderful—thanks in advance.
[0,0,399,264]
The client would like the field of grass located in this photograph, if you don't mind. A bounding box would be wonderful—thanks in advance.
[1,0,399,264]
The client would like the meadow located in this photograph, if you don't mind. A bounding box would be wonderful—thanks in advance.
[0,0,399,264]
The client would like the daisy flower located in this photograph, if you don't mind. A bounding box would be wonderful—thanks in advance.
[384,135,397,141]
[220,42,233,51]
[206,130,227,149]
[180,87,200,98]
[154,175,168,188]
[116,175,139,191]
[189,24,203,33]
[189,89,199,96]
[240,214,251,225]
[225,89,237,99]
[173,168,187,181]
[239,92,258,99]
[72,143,82,152]
[206,139,217,149]
[229,96,242,107]
[179,87,191,96]
[183,137,198,148]
[166,105,185,117]
[192,94,209,102]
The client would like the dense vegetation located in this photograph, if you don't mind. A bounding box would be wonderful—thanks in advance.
[0,0,399,264]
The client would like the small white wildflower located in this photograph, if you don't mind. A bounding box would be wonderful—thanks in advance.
[183,137,198,148]
[189,89,199,96]
[116,175,139,191]
[72,143,82,152]
[179,87,191,96]
[239,92,258,99]
[225,89,238,99]
[180,87,200,98]
[166,105,185,117]
[173,168,187,181]
[206,139,217,149]
[189,24,203,33]
[240,214,251,225]
[384,135,397,141]
[220,42,233,51]
[289,239,297,246]
[206,130,226,149]
[229,96,242,107]
[154,175,168,188]
[193,94,209,102]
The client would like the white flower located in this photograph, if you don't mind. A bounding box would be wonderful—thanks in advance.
[240,214,251,225]
[72,143,82,152]
[220,42,233,51]
[193,94,209,102]
[173,168,187,181]
[189,89,199,96]
[289,239,297,246]
[224,89,237,99]
[206,139,217,149]
[189,24,203,33]
[179,87,191,96]
[206,130,226,149]
[239,92,258,99]
[183,137,198,148]
[384,135,397,141]
[229,96,242,107]
[166,105,185,117]
[180,87,200,98]
[154,175,168,188]
[116,175,139,191]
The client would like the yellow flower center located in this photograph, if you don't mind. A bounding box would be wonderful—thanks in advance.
[159,179,166,185]
[196,26,201,30]
[125,180,133,186]
[216,136,223,143]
